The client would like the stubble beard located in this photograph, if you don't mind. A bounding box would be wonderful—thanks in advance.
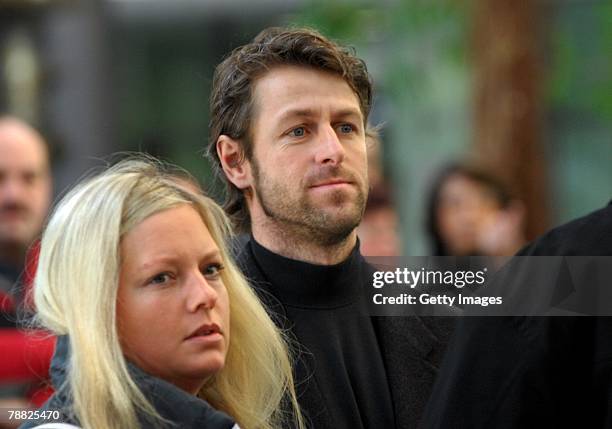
[0,204,37,249]
[251,159,367,247]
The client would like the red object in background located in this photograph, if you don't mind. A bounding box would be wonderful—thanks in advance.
[0,291,14,313]
[0,329,55,405]
[0,330,55,380]
[1,241,55,406]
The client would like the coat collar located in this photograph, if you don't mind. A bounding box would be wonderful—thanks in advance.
[50,336,235,428]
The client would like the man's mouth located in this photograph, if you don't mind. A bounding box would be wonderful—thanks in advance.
[0,207,30,221]
[309,179,352,189]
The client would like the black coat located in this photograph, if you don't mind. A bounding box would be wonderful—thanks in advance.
[420,201,612,429]
[235,238,456,429]
[19,336,236,429]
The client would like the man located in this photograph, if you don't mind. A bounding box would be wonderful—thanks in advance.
[421,200,612,429]
[0,116,51,275]
[208,27,454,428]
[0,116,54,428]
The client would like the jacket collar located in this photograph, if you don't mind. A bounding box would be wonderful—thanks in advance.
[50,336,235,428]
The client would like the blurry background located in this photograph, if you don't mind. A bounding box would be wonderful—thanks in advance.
[1,0,610,255]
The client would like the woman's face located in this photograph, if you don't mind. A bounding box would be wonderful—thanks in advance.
[436,174,500,256]
[117,204,230,394]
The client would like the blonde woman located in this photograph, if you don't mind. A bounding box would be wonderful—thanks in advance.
[20,157,303,429]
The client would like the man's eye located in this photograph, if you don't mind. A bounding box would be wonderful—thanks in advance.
[22,172,37,185]
[289,127,306,137]
[149,273,171,285]
[203,263,225,279]
[338,124,354,134]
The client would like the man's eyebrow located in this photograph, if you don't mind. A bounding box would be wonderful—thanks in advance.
[333,108,363,120]
[276,108,317,123]
[276,107,363,123]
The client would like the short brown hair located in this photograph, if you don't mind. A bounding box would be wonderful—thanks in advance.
[207,26,373,232]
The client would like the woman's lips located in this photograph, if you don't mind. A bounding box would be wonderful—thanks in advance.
[186,323,222,340]
[185,332,223,345]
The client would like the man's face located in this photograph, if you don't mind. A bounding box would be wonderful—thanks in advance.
[0,122,51,250]
[246,65,368,245]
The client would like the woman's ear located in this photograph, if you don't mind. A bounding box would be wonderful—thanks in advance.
[216,135,253,190]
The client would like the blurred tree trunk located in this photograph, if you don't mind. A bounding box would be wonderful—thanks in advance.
[471,0,550,240]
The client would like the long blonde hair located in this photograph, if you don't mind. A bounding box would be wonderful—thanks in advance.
[34,156,303,429]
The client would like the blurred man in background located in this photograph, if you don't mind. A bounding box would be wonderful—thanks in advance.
[0,116,54,428]
[0,116,51,272]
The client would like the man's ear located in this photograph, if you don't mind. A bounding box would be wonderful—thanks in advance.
[216,135,253,190]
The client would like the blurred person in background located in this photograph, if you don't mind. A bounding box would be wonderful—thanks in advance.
[426,163,527,257]
[0,115,51,288]
[357,183,402,257]
[357,129,402,257]
[421,199,612,429]
[0,116,54,429]
[20,157,303,429]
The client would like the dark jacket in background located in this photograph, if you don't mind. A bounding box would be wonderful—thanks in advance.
[19,336,236,429]
[421,201,612,429]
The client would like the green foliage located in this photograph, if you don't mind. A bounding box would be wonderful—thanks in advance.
[593,1,612,118]
[291,0,375,41]
[291,0,469,100]
[547,1,612,119]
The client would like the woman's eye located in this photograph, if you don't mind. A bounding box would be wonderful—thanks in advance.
[338,123,354,134]
[289,127,306,137]
[149,273,171,285]
[203,263,225,279]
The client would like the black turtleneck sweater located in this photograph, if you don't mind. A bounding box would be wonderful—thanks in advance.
[240,238,395,429]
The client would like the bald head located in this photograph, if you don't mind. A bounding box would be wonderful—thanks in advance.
[0,116,51,263]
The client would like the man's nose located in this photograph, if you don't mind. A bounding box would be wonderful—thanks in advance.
[314,124,345,165]
[0,177,27,203]
[186,271,219,312]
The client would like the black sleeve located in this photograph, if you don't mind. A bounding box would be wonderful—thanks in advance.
[420,315,599,429]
